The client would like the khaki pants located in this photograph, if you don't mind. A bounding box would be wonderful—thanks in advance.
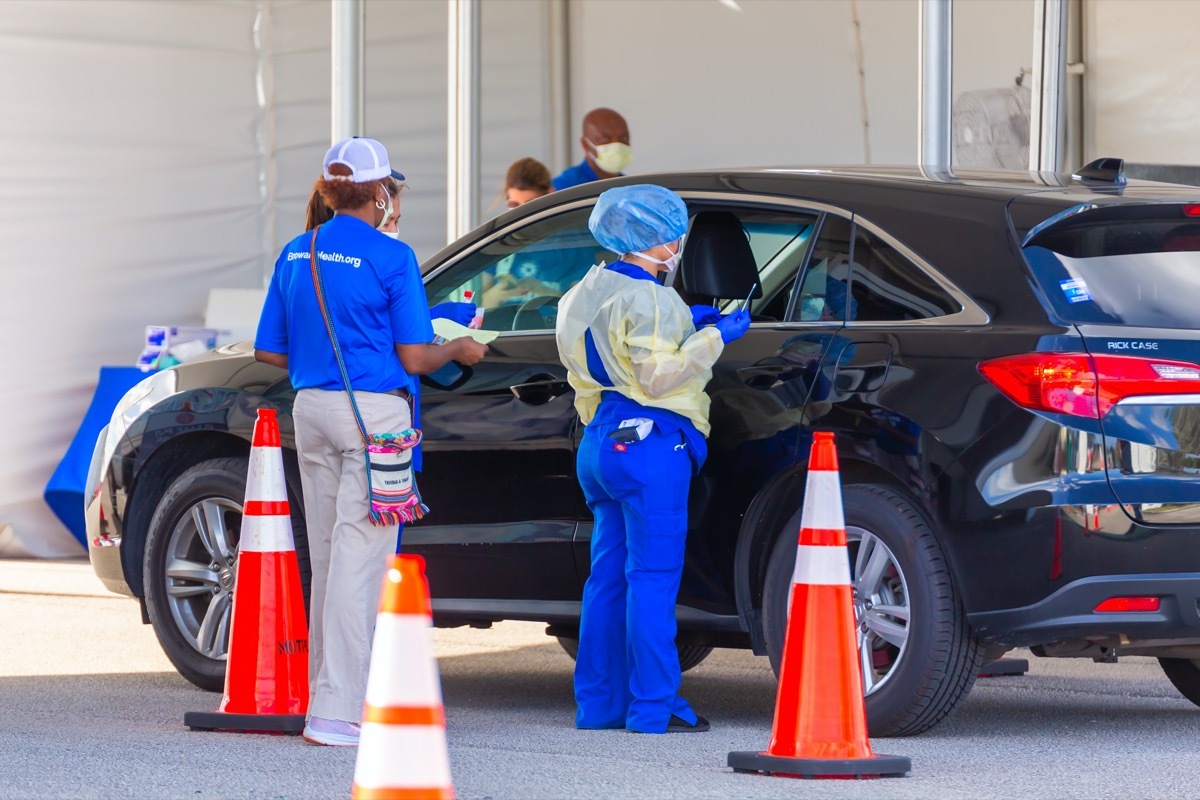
[293,388,410,723]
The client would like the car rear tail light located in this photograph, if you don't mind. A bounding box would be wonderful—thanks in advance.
[1094,597,1160,613]
[1184,203,1200,217]
[979,353,1200,418]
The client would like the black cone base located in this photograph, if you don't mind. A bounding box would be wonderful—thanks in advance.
[729,750,911,779]
[978,658,1030,677]
[185,710,305,734]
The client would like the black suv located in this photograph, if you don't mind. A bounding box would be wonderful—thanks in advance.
[88,164,1200,736]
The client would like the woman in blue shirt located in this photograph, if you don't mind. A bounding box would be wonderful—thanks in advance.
[254,137,487,747]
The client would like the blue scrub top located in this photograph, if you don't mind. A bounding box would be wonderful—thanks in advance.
[552,159,601,191]
[585,260,709,471]
[255,214,434,395]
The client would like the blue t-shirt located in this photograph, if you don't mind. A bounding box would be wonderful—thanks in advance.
[552,159,601,191]
[255,215,433,394]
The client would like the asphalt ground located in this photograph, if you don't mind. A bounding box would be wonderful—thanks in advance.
[3,558,1200,800]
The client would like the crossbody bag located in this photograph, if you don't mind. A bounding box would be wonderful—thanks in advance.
[308,226,429,526]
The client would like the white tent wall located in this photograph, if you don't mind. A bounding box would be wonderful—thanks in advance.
[0,0,550,557]
[0,0,269,556]
[1085,0,1200,165]
[567,0,1034,171]
[953,0,1035,104]
[568,0,913,168]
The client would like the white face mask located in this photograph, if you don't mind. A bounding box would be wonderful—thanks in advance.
[586,139,633,175]
[380,230,399,240]
[376,190,395,231]
[636,240,681,274]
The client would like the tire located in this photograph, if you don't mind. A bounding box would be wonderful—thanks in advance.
[1159,658,1200,706]
[761,483,983,736]
[143,456,310,692]
[556,636,713,673]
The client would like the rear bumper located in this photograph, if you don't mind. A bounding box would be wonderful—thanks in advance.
[969,573,1200,647]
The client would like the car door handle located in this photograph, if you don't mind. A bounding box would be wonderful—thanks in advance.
[510,377,571,405]
[735,365,791,390]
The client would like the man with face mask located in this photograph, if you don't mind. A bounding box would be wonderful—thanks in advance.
[555,184,750,735]
[552,108,632,190]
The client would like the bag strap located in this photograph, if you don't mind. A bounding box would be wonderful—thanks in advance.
[309,226,373,448]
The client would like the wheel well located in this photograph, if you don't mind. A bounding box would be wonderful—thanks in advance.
[733,454,917,652]
[121,432,250,597]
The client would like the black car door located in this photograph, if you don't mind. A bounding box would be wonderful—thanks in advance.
[408,205,615,616]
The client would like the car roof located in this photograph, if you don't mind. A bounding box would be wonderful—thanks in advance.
[426,166,1200,325]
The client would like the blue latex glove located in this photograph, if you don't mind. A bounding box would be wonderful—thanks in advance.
[690,304,722,327]
[430,301,476,326]
[715,308,751,344]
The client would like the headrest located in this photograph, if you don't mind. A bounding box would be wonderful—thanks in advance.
[680,211,761,301]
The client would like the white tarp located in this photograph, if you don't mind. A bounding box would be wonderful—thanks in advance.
[0,0,549,556]
[1085,0,1200,165]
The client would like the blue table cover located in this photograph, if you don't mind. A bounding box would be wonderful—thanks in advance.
[45,366,149,547]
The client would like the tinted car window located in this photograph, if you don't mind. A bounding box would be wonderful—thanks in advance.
[847,226,961,322]
[1024,220,1200,329]
[425,209,615,332]
[791,214,854,321]
[687,207,817,319]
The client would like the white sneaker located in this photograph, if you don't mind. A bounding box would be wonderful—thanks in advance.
[302,716,361,746]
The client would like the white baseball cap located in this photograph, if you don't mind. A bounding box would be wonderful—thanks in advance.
[323,137,391,183]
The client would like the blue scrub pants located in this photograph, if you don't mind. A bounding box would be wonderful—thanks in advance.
[574,420,699,733]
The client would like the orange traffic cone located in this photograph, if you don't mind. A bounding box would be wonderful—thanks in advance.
[184,408,309,733]
[352,555,454,800]
[728,432,910,778]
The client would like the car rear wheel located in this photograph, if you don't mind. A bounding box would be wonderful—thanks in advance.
[762,483,983,736]
[555,636,713,673]
[1158,657,1200,706]
[143,456,310,692]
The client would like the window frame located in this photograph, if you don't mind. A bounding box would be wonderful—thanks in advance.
[419,192,990,337]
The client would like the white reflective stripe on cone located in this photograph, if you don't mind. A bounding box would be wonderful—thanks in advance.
[364,615,444,707]
[244,447,288,503]
[799,470,845,532]
[238,514,296,553]
[792,544,852,587]
[354,725,452,789]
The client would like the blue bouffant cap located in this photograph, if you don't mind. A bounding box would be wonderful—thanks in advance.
[588,184,688,254]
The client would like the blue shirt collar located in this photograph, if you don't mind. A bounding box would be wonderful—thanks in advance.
[605,259,659,283]
[577,159,600,182]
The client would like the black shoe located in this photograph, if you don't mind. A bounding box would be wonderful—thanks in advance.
[666,714,710,733]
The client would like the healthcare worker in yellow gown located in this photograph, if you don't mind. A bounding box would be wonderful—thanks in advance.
[556,184,751,733]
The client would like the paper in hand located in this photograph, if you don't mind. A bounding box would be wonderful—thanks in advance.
[433,317,499,345]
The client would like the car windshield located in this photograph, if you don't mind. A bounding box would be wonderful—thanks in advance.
[1023,218,1200,329]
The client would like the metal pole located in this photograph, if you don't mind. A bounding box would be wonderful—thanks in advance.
[331,0,365,143]
[917,0,952,170]
[547,0,572,175]
[447,0,481,243]
[1029,0,1067,173]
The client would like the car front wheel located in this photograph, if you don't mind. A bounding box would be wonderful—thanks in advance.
[143,456,309,692]
[762,483,983,736]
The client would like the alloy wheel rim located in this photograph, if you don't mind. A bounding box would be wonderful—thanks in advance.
[846,525,910,695]
[164,496,241,661]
